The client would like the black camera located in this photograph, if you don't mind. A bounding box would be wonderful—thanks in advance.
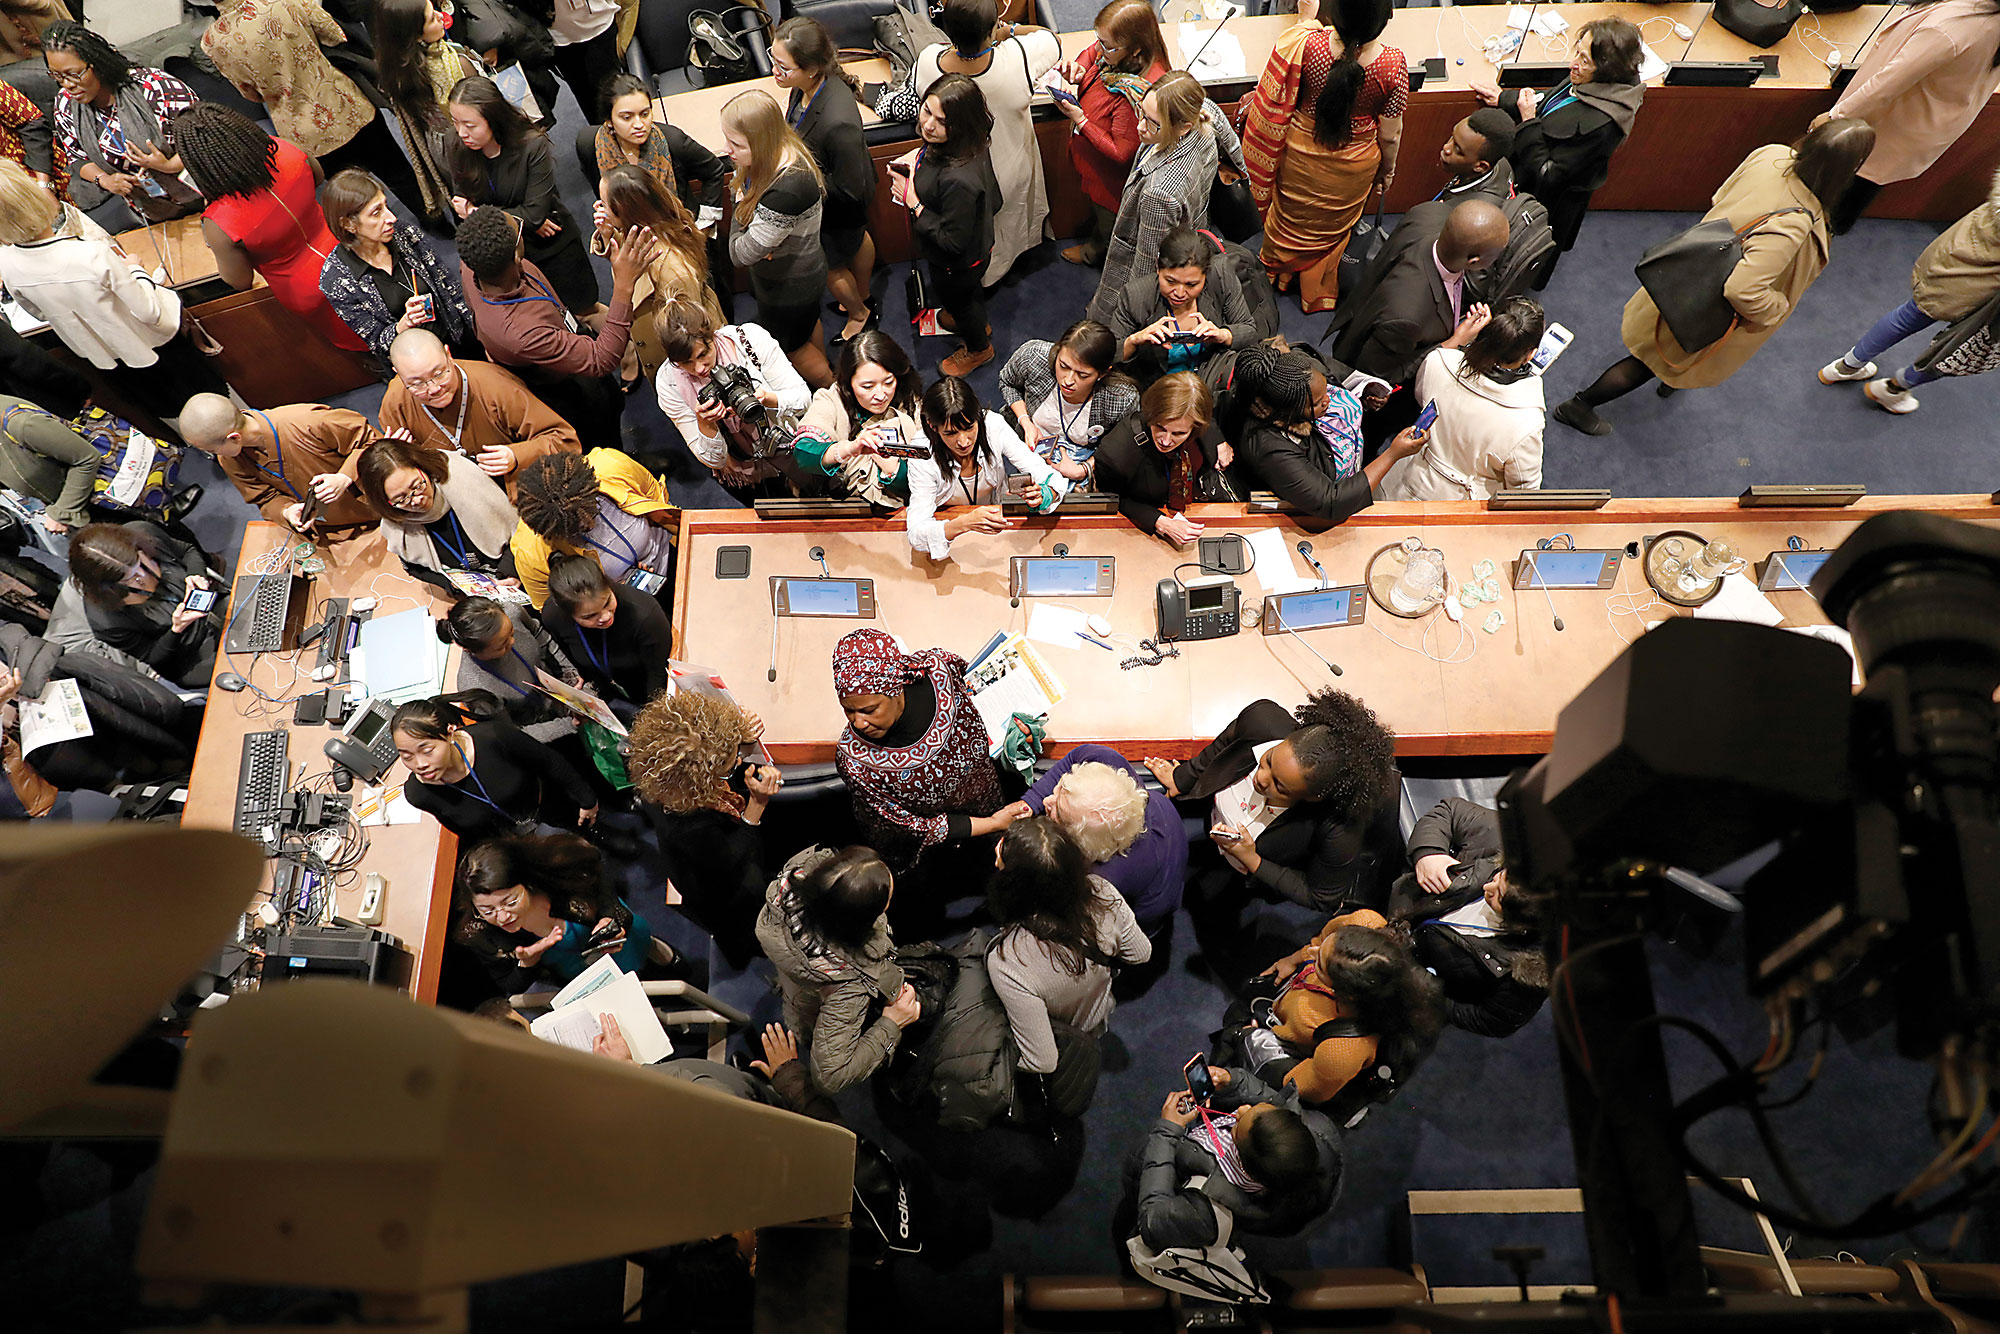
[698,363,796,459]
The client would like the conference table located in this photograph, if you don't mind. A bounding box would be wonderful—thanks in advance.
[653,3,1998,268]
[181,522,459,1002]
[671,495,1998,764]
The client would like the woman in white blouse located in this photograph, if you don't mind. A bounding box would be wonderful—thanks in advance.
[905,375,1065,561]
[0,158,229,430]
[1379,297,1547,503]
[651,295,812,491]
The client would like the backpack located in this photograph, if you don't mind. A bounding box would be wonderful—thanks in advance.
[1127,1187,1273,1305]
[1199,229,1280,344]
[1311,1017,1412,1130]
[1475,192,1558,302]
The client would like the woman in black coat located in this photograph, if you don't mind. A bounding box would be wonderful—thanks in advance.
[1387,797,1549,1039]
[773,17,879,343]
[1143,689,1401,983]
[1104,226,1256,386]
[541,556,673,713]
[446,76,601,315]
[902,73,1002,378]
[1224,346,1424,524]
[390,693,600,842]
[1471,15,1644,281]
[1092,371,1234,547]
[62,521,222,689]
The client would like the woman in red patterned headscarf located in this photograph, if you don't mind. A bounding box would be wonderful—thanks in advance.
[832,627,1010,873]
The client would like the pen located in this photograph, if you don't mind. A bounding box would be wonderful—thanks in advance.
[1076,632,1115,651]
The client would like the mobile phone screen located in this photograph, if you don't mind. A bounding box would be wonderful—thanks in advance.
[1184,1054,1214,1103]
[1413,400,1439,433]
[183,588,218,613]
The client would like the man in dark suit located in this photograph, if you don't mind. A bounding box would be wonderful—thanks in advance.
[1326,198,1510,388]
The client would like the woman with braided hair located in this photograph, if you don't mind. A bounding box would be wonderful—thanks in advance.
[41,20,201,223]
[171,103,363,352]
[1227,343,1425,523]
[508,447,678,612]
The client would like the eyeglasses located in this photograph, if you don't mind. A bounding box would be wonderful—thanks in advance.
[388,475,432,510]
[1137,109,1162,130]
[401,363,457,393]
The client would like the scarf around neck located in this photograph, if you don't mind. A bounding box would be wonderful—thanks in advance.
[382,449,519,572]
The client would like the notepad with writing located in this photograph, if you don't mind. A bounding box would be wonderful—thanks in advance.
[528,953,672,1064]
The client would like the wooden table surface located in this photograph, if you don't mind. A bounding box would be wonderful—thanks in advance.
[182,522,459,1002]
[672,496,1999,763]
[655,3,1996,250]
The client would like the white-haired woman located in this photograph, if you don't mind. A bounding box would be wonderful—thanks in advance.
[999,743,1186,936]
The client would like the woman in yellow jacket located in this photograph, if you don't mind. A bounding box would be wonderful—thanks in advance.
[1553,119,1877,436]
[509,448,678,611]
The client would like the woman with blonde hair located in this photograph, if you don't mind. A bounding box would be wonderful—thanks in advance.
[1005,744,1186,937]
[1088,70,1246,324]
[0,158,228,427]
[721,89,832,389]
[628,688,781,968]
[593,162,724,379]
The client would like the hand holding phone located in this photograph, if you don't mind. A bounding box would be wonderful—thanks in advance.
[1184,1052,1215,1105]
[1412,399,1440,434]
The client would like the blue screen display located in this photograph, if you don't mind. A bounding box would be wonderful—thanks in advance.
[1021,558,1106,596]
[779,579,862,616]
[1275,588,1353,628]
[1767,550,1832,591]
[1524,551,1611,588]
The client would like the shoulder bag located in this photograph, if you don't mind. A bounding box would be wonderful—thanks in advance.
[1712,0,1804,48]
[1634,207,1811,355]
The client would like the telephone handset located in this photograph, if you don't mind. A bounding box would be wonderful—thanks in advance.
[1155,574,1241,643]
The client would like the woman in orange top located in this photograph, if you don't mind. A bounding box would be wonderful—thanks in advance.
[1223,907,1442,1119]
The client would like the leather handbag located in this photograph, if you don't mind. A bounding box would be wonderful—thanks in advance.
[1337,197,1388,298]
[1634,207,1811,354]
[1208,164,1260,244]
[1712,0,1804,48]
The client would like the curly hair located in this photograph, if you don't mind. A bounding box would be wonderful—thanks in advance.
[626,690,757,813]
[170,103,278,200]
[1287,688,1396,824]
[1320,919,1445,1059]
[454,205,521,284]
[513,452,600,545]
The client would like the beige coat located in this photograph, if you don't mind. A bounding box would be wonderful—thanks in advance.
[1622,145,1830,390]
[1829,0,2000,186]
[1380,347,1545,502]
[1914,166,2000,321]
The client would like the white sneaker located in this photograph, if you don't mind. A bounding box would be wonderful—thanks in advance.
[1818,355,1876,384]
[1863,378,1920,414]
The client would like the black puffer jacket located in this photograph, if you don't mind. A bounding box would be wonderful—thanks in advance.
[0,622,192,790]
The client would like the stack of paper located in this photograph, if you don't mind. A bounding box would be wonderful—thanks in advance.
[667,660,770,763]
[528,953,672,1064]
[1177,26,1246,79]
[966,633,1067,751]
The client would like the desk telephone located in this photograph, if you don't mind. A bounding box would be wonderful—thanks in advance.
[1155,574,1241,642]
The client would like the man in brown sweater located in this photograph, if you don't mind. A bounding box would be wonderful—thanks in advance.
[178,394,380,538]
[376,329,580,501]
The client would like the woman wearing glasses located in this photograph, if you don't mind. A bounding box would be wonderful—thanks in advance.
[55,521,222,688]
[352,435,522,598]
[40,20,202,224]
[318,167,478,368]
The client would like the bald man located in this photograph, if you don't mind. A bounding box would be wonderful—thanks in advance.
[178,394,380,537]
[373,330,580,501]
[1327,199,1510,387]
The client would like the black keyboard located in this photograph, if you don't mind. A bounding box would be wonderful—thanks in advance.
[235,729,289,839]
[225,572,293,655]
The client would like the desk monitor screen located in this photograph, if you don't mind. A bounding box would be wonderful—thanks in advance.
[1512,549,1623,590]
[1261,586,1366,635]
[1009,556,1115,598]
[1759,549,1833,592]
[771,576,876,618]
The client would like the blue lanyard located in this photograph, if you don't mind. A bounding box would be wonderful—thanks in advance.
[448,742,514,821]
[1539,81,1579,117]
[429,510,475,568]
[489,647,540,699]
[576,625,620,694]
[250,410,303,502]
[789,77,827,129]
[584,522,643,570]
[1055,391,1088,446]
[479,270,563,310]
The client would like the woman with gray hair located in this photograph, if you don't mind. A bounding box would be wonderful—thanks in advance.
[1000,743,1186,936]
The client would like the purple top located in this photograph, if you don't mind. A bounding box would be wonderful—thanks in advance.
[1023,743,1187,929]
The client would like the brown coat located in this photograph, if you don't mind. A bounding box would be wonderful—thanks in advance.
[1621,144,1830,390]
[1914,166,2000,322]
[218,403,379,533]
[376,359,580,501]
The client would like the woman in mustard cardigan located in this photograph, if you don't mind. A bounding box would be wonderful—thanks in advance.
[508,448,677,611]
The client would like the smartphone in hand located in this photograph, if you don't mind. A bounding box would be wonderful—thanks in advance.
[181,587,219,614]
[1183,1052,1215,1105]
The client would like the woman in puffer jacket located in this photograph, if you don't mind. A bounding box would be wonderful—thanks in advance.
[755,844,925,1094]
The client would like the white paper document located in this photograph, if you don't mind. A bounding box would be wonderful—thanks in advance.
[1177,26,1245,79]
[531,953,673,1064]
[1691,573,1785,628]
[1245,528,1316,595]
[1025,603,1093,651]
[18,677,91,755]
[967,634,1066,751]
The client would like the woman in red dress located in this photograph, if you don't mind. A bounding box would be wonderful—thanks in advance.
[1053,0,1171,268]
[170,102,363,351]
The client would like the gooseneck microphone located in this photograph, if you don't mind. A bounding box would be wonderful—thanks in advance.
[767,615,780,682]
[809,546,831,579]
[1277,608,1343,677]
[1296,540,1329,589]
[1530,553,1565,632]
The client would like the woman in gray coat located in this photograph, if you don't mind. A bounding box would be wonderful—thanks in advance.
[754,844,924,1094]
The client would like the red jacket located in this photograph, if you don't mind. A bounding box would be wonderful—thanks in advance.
[1066,47,1168,213]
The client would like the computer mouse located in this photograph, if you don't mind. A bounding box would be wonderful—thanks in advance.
[214,672,249,693]
[1087,614,1114,638]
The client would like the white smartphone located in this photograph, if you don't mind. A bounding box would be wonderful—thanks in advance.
[1529,322,1574,376]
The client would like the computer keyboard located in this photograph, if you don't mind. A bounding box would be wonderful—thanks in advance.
[234,729,289,839]
[225,572,293,655]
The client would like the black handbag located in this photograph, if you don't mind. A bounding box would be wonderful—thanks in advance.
[1634,207,1811,354]
[1712,0,1804,48]
[1209,163,1260,244]
[1337,196,1388,298]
